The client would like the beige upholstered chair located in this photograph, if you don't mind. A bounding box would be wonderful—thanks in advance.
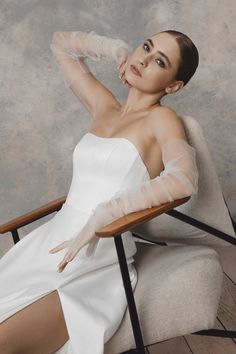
[105,115,236,353]
[1,116,235,354]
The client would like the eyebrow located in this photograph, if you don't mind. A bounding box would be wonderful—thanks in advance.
[146,38,172,68]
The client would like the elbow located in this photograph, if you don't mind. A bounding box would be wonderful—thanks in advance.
[177,171,199,198]
[185,166,199,197]
[187,184,198,197]
[191,168,199,195]
[178,185,198,200]
[177,167,199,198]
[185,175,199,197]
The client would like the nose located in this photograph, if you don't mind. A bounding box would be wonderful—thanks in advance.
[139,57,145,67]
[138,55,150,68]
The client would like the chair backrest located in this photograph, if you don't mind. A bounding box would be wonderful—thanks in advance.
[132,115,235,248]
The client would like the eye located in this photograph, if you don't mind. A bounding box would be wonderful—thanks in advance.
[156,58,165,68]
[142,42,150,52]
[142,42,166,68]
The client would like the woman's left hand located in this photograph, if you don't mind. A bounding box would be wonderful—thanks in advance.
[49,200,118,272]
[48,221,98,273]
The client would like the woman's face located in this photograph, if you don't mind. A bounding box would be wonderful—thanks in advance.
[124,32,183,95]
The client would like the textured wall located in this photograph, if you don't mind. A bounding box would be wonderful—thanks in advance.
[0,0,235,249]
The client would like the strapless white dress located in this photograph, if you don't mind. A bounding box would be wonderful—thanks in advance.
[0,132,151,354]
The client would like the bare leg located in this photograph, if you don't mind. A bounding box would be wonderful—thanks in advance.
[0,290,69,354]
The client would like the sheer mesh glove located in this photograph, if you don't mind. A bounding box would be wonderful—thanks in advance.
[49,138,199,272]
[48,209,116,273]
[50,30,132,88]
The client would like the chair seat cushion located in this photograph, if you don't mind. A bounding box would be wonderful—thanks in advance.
[104,242,223,354]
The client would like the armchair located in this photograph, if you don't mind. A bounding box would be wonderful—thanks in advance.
[0,115,235,354]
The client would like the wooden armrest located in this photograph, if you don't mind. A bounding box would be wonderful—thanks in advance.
[0,195,190,238]
[0,196,67,234]
[95,196,191,238]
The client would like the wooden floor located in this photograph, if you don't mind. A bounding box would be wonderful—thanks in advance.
[1,234,236,353]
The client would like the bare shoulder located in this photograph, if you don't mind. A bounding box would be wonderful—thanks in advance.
[147,105,187,146]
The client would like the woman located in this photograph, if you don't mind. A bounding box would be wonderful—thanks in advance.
[0,29,199,354]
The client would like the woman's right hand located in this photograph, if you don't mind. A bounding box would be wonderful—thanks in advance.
[116,47,132,88]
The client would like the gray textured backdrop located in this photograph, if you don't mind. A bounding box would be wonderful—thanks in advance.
[0,0,235,249]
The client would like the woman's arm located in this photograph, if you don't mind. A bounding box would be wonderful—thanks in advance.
[50,30,131,117]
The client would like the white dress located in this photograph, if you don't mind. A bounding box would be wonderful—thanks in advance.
[0,132,151,354]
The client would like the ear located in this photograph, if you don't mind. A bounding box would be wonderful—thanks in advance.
[165,80,185,95]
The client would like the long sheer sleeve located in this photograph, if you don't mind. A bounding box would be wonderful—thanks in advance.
[85,138,199,257]
[50,30,131,88]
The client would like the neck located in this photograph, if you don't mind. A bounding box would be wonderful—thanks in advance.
[119,86,163,116]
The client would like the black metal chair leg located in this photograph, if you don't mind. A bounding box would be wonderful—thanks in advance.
[114,234,146,354]
[11,229,20,244]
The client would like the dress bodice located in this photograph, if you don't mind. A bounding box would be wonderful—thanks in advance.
[65,132,151,214]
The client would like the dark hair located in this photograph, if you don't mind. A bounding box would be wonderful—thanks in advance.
[157,30,199,87]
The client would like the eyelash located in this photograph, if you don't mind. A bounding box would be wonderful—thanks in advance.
[142,42,166,68]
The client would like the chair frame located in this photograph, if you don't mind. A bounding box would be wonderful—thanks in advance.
[0,195,236,354]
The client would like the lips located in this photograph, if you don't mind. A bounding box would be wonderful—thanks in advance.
[130,65,142,77]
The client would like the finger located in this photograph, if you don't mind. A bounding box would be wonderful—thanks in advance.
[49,244,65,253]
[117,61,123,70]
[57,260,68,273]
[119,68,125,78]
[49,245,66,253]
[64,250,76,262]
[120,63,126,75]
[118,61,126,75]
[57,246,78,272]
[62,249,73,263]
[57,255,70,272]
[57,251,76,272]
[49,239,73,253]
[119,71,125,82]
